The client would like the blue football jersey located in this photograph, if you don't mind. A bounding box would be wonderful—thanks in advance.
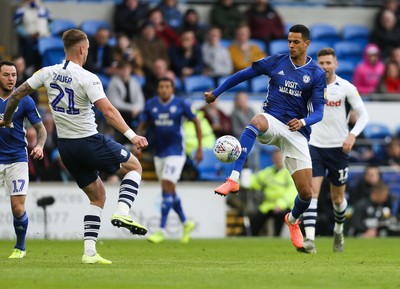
[140,96,196,157]
[252,54,326,140]
[0,96,42,164]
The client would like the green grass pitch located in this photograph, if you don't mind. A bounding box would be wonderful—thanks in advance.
[0,238,399,289]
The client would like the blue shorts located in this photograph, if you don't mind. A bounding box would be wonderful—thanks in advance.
[309,145,349,186]
[58,133,131,188]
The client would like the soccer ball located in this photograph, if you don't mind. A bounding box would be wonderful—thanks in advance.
[213,135,242,163]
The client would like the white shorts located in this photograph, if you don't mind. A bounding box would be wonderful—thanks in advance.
[0,162,29,196]
[257,113,312,174]
[154,155,186,184]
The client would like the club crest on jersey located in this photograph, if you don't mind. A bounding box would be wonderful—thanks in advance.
[170,106,177,113]
[303,75,310,84]
[152,107,158,113]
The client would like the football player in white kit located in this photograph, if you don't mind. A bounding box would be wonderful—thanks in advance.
[0,29,148,264]
[299,48,369,254]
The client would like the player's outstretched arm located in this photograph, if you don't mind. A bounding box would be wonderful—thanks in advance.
[0,82,35,127]
[94,98,148,149]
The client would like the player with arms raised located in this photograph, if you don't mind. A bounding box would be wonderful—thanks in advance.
[0,29,148,264]
[204,24,326,249]
[299,48,369,254]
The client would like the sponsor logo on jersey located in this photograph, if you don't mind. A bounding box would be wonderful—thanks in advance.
[278,70,285,75]
[325,99,342,106]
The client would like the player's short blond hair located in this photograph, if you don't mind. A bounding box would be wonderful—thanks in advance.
[62,29,88,50]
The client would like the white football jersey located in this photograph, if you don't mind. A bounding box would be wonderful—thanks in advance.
[27,60,106,138]
[309,75,368,148]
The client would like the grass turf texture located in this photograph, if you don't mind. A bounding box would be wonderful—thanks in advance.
[0,238,399,289]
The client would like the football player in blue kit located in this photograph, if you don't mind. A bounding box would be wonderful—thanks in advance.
[0,61,47,258]
[138,77,202,243]
[204,24,326,249]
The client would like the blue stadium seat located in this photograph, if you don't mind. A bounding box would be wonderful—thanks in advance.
[218,76,248,92]
[37,37,65,66]
[310,24,340,47]
[220,39,232,49]
[334,41,364,67]
[342,24,370,47]
[80,19,111,37]
[184,75,214,93]
[269,39,288,55]
[50,19,77,36]
[336,60,355,82]
[132,75,145,87]
[363,123,392,162]
[308,40,330,61]
[363,123,392,140]
[249,39,267,53]
[250,75,269,93]
[193,149,232,181]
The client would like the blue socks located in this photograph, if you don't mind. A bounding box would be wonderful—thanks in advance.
[13,211,28,251]
[233,124,259,173]
[160,193,187,228]
[291,195,311,219]
[172,194,186,223]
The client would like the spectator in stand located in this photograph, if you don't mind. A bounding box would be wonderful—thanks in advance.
[353,44,385,96]
[381,138,400,168]
[230,92,255,140]
[210,0,243,40]
[135,21,169,77]
[107,61,145,142]
[200,99,232,138]
[113,0,149,39]
[370,9,400,60]
[84,27,118,77]
[11,55,38,104]
[180,8,208,44]
[350,182,392,238]
[169,30,203,79]
[245,0,284,45]
[229,24,267,72]
[388,46,400,67]
[241,149,297,237]
[374,0,400,31]
[348,164,387,207]
[148,8,179,47]
[377,61,400,93]
[143,58,176,100]
[13,0,51,71]
[157,0,183,32]
[113,34,144,77]
[202,26,233,82]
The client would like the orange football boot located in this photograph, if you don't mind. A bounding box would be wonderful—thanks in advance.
[214,178,240,196]
[284,213,304,248]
